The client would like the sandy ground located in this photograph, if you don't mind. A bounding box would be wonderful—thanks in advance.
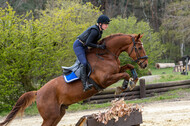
[0,98,190,126]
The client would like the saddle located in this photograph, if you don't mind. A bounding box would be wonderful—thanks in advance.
[62,59,103,91]
[62,59,91,83]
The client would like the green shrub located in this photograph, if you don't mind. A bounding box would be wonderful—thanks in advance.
[0,1,101,111]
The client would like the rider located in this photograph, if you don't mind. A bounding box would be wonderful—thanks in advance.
[73,15,111,92]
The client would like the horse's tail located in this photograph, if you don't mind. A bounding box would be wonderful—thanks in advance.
[0,91,37,126]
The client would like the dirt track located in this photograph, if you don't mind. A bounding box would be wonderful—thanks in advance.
[1,99,190,126]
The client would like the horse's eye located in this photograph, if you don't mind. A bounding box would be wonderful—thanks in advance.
[138,47,142,50]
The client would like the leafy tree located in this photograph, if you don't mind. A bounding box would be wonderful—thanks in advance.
[160,0,190,61]
[0,0,101,111]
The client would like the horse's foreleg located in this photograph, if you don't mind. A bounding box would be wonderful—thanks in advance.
[120,64,138,87]
[106,72,130,86]
[119,64,135,73]
[106,72,136,95]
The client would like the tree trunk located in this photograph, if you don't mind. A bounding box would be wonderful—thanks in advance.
[180,42,184,57]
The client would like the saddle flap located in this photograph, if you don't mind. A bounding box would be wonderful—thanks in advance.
[62,59,92,83]
[63,71,79,83]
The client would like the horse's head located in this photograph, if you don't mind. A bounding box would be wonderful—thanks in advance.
[127,34,148,69]
[99,33,148,69]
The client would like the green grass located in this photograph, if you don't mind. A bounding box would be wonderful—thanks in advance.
[149,67,190,83]
[68,102,111,112]
[1,88,189,117]
[25,103,39,115]
[151,67,175,75]
[129,88,186,104]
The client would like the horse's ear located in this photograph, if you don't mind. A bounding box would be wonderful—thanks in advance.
[136,34,141,41]
[136,34,143,41]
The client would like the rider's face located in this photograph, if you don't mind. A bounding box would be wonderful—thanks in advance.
[99,23,109,30]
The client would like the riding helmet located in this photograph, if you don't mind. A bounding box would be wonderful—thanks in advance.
[97,15,111,24]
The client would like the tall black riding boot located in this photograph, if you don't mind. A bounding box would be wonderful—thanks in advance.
[80,64,93,91]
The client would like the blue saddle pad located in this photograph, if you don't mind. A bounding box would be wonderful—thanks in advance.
[62,59,91,83]
[63,72,79,83]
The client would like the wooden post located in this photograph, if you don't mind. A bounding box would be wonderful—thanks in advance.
[139,79,146,98]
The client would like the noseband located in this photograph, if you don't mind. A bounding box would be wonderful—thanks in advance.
[128,37,148,65]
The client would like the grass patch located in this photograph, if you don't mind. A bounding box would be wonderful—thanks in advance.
[126,88,188,104]
[151,67,175,75]
[150,67,190,82]
[25,103,39,116]
[0,103,39,117]
[68,102,111,112]
[159,74,190,82]
[0,110,10,117]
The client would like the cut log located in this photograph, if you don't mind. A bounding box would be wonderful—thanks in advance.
[155,63,175,69]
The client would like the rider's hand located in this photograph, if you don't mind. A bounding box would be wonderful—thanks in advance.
[97,45,106,49]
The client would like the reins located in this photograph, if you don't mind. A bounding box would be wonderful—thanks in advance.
[95,40,118,61]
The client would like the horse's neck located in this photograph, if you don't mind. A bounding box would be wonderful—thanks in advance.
[87,35,132,57]
[106,35,131,57]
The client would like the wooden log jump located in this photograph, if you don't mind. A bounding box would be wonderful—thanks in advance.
[83,79,190,104]
[77,99,143,126]
[76,110,142,126]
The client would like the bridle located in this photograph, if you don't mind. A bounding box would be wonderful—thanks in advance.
[128,36,148,65]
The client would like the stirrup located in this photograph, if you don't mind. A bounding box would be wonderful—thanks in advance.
[83,83,93,92]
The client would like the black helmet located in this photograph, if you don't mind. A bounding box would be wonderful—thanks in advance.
[97,15,111,24]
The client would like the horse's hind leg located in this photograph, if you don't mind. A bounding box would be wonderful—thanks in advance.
[52,105,66,125]
[38,102,65,126]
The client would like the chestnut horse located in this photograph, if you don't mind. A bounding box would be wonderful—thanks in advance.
[0,33,148,126]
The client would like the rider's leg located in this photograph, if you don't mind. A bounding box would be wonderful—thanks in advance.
[80,63,93,91]
[73,40,93,91]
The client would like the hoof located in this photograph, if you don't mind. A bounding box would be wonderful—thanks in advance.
[115,87,124,95]
[129,80,136,90]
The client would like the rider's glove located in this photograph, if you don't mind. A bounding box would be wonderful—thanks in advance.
[97,45,106,49]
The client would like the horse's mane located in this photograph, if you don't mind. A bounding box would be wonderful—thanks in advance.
[88,33,138,53]
[99,33,125,44]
